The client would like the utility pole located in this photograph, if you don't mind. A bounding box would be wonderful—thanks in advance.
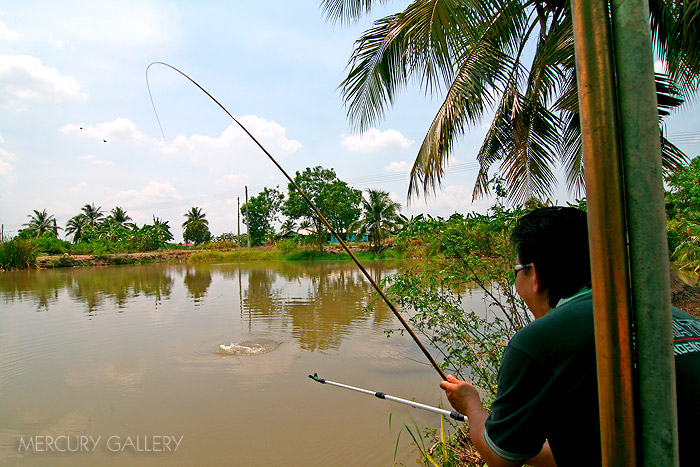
[570,0,678,463]
[237,197,241,248]
[245,186,250,248]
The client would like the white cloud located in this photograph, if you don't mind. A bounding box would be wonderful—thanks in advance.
[112,181,183,205]
[0,54,85,108]
[0,156,13,176]
[0,141,15,176]
[49,38,63,48]
[401,184,496,219]
[385,161,410,173]
[69,182,89,193]
[341,128,414,153]
[78,154,115,166]
[12,1,179,52]
[162,116,302,169]
[0,21,20,41]
[62,118,147,144]
[215,173,248,185]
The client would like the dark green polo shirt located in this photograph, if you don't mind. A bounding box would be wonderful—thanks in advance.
[483,288,700,465]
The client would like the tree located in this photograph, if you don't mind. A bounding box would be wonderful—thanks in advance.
[183,222,211,245]
[280,218,297,234]
[283,166,362,250]
[182,207,211,245]
[106,206,133,229]
[182,207,208,230]
[132,216,174,251]
[350,189,403,250]
[65,214,88,243]
[321,0,697,202]
[81,203,104,228]
[22,209,58,238]
[665,156,700,272]
[241,187,285,246]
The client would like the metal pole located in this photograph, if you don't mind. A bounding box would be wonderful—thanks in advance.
[308,374,465,421]
[237,196,241,248]
[569,0,637,464]
[609,0,679,463]
[245,186,251,248]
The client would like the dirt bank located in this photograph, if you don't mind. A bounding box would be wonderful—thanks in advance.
[36,250,202,268]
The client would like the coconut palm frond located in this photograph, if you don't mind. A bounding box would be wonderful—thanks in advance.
[649,0,700,100]
[526,15,574,106]
[500,96,561,203]
[409,39,515,199]
[341,1,481,131]
[340,13,408,132]
[332,0,696,202]
[320,0,386,25]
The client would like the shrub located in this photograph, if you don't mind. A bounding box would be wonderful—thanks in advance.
[0,238,38,270]
[276,238,298,255]
[283,248,327,261]
[32,235,71,255]
[378,248,400,259]
[200,240,237,250]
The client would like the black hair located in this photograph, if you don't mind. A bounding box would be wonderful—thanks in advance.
[510,207,591,307]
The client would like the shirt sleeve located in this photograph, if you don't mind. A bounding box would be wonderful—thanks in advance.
[484,344,555,462]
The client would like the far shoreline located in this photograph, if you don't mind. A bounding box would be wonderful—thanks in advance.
[33,245,396,269]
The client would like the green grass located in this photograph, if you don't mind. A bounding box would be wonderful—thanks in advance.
[187,249,280,263]
[186,247,403,263]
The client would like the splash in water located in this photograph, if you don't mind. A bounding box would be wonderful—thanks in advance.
[217,341,279,356]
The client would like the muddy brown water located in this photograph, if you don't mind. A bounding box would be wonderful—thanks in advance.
[0,261,488,466]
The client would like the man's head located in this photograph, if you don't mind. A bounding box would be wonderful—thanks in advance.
[510,207,590,309]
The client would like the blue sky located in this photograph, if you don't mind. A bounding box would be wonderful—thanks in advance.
[1,1,698,241]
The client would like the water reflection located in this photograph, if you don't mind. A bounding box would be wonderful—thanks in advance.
[0,261,451,466]
[182,265,212,303]
[0,262,402,352]
[0,265,174,314]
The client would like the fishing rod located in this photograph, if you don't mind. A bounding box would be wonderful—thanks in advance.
[146,62,447,381]
[309,373,465,421]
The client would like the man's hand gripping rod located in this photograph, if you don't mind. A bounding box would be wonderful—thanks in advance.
[309,373,465,421]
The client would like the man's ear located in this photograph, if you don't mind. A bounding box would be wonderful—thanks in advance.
[530,263,544,293]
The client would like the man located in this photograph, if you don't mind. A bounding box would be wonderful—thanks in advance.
[440,206,700,466]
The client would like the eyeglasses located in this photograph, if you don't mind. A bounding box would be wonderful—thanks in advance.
[513,263,532,274]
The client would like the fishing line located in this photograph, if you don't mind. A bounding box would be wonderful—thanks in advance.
[146,62,448,381]
[309,373,464,421]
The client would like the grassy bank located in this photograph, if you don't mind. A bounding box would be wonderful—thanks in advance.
[19,246,401,270]
[187,246,401,263]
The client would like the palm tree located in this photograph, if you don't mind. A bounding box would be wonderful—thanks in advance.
[321,0,698,202]
[22,209,57,237]
[280,218,297,234]
[350,189,402,250]
[65,214,88,243]
[106,206,133,229]
[182,207,208,229]
[81,203,104,228]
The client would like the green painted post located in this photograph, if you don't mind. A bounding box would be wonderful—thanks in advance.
[609,0,680,463]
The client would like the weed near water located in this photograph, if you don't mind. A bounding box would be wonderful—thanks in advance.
[0,238,38,270]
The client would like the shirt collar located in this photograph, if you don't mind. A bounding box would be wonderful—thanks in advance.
[556,286,592,308]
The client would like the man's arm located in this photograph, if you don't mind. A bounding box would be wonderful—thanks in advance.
[440,375,556,467]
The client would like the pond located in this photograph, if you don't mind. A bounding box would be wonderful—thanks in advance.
[0,261,488,466]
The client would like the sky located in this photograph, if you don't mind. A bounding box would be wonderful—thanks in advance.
[1,1,698,242]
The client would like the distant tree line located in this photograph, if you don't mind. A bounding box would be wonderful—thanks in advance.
[8,165,406,255]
